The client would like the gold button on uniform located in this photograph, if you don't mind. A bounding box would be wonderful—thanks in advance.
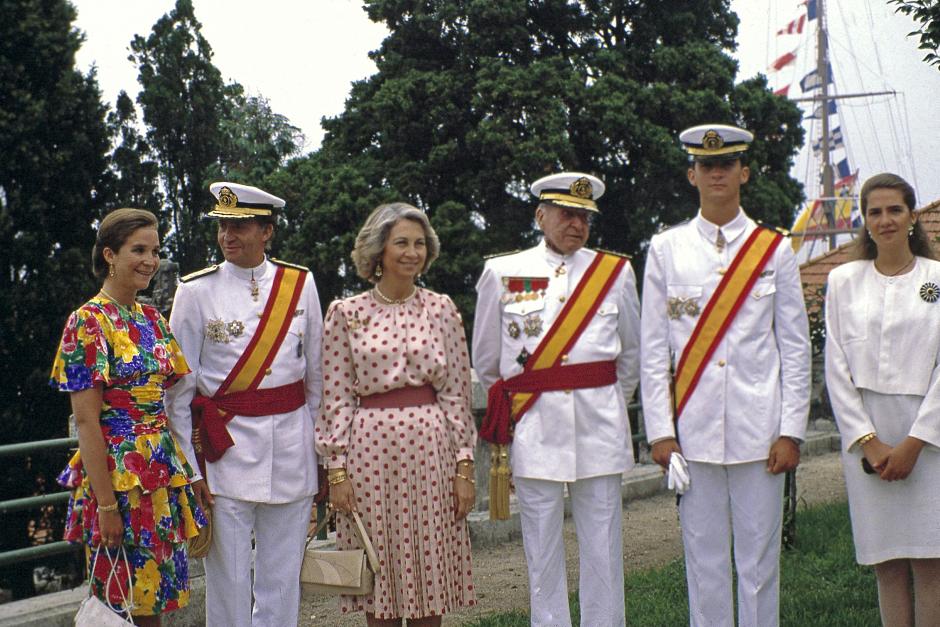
[718,360,726,367]
[561,354,569,363]
[559,295,567,303]
[265,367,272,375]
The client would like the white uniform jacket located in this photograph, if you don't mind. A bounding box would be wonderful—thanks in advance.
[472,241,641,482]
[825,258,940,451]
[165,258,323,503]
[640,210,810,464]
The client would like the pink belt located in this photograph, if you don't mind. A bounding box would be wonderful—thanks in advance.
[359,384,437,409]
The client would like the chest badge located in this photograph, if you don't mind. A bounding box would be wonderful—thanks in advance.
[226,320,245,338]
[516,347,531,366]
[206,318,244,344]
[523,314,543,337]
[347,312,371,331]
[667,297,701,320]
[507,321,521,339]
[920,282,939,303]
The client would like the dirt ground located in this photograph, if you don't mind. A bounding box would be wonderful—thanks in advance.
[300,452,847,626]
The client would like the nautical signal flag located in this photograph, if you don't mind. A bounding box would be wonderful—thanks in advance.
[806,100,838,119]
[812,127,845,154]
[804,0,818,21]
[800,65,834,92]
[777,14,807,35]
[770,50,798,72]
[836,158,852,180]
[774,85,791,97]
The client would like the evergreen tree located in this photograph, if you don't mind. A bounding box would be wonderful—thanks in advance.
[280,0,805,320]
[106,90,163,214]
[0,0,111,596]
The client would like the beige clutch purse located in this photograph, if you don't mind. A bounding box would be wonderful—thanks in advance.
[301,510,380,596]
[188,506,212,559]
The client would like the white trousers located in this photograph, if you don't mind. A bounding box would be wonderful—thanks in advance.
[679,461,784,627]
[515,474,625,627]
[204,495,314,627]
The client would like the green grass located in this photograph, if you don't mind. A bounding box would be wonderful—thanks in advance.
[466,501,880,626]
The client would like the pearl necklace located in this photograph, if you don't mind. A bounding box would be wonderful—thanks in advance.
[373,284,417,305]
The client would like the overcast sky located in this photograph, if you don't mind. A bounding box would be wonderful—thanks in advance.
[73,0,939,207]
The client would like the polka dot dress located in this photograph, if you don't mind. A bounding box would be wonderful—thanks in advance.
[316,289,476,619]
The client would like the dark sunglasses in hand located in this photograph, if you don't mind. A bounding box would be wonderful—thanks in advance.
[861,458,877,475]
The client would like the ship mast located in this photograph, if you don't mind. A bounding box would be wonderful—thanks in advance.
[817,0,836,248]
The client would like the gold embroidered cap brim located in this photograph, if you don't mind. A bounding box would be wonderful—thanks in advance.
[539,193,599,212]
[685,144,750,157]
[208,206,274,218]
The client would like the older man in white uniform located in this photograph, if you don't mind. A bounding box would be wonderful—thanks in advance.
[166,182,322,627]
[473,172,641,627]
[641,125,810,627]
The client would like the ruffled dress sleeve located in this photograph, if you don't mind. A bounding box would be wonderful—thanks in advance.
[435,295,477,462]
[315,300,358,469]
[50,307,111,391]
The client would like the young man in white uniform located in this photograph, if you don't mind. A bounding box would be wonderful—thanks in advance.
[473,172,641,627]
[166,182,322,627]
[640,125,810,627]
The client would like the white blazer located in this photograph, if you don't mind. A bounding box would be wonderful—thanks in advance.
[825,257,940,451]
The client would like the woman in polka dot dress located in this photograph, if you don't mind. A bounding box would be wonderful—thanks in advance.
[316,202,477,626]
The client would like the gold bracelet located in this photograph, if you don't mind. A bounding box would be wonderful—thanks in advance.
[856,433,877,447]
[98,502,119,513]
[328,472,349,486]
[455,473,476,485]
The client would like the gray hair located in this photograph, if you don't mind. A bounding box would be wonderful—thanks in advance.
[351,202,441,283]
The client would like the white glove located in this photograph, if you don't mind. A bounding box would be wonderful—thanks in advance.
[667,452,690,495]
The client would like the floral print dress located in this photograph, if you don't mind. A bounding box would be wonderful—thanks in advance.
[51,296,206,616]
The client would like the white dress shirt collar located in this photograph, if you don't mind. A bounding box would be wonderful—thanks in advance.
[222,256,270,281]
[694,208,748,245]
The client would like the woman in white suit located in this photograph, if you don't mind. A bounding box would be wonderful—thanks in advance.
[825,172,940,626]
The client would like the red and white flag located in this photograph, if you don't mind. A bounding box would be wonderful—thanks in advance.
[769,50,797,72]
[774,85,791,97]
[777,14,806,35]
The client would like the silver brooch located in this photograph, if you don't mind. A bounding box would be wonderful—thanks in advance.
[920,282,939,303]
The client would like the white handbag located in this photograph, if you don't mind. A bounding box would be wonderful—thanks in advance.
[300,510,380,597]
[74,546,135,625]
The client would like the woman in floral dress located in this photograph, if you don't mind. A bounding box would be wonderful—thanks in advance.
[51,208,206,625]
[316,202,476,626]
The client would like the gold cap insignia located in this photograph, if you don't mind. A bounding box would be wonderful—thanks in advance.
[702,130,724,151]
[569,177,593,199]
[218,187,238,209]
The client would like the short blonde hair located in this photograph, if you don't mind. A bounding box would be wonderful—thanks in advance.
[351,203,440,283]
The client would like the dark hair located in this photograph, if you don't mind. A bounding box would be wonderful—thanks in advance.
[92,208,159,279]
[853,172,935,260]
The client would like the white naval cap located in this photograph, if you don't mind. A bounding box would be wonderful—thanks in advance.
[680,124,753,162]
[530,172,605,213]
[207,182,285,219]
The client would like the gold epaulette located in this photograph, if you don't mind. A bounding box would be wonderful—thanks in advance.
[596,248,632,260]
[756,221,792,237]
[270,258,310,272]
[484,250,520,260]
[180,265,219,283]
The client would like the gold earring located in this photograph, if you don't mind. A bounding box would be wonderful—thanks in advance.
[374,263,383,278]
[109,263,115,278]
[909,223,915,236]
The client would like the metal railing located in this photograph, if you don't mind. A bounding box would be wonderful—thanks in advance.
[0,437,80,568]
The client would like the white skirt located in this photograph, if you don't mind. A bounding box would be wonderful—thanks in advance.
[842,390,940,564]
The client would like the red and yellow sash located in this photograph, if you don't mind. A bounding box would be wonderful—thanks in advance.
[511,252,626,418]
[193,265,307,465]
[673,227,783,419]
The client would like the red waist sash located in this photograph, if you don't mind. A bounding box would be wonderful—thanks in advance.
[480,360,618,445]
[359,384,437,409]
[192,379,306,463]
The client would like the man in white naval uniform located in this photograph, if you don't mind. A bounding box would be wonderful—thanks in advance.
[166,182,322,627]
[640,125,810,627]
[472,172,641,627]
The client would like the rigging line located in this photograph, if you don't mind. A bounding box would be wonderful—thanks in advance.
[897,91,921,194]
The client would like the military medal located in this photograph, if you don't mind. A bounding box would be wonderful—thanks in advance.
[683,299,700,317]
[206,318,229,343]
[555,262,566,277]
[294,309,305,317]
[226,320,245,338]
[516,347,530,366]
[507,321,521,339]
[523,314,543,337]
[920,282,939,303]
[501,276,549,304]
[667,297,701,320]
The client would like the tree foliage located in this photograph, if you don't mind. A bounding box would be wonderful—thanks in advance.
[890,0,940,68]
[280,0,805,320]
[0,0,111,596]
